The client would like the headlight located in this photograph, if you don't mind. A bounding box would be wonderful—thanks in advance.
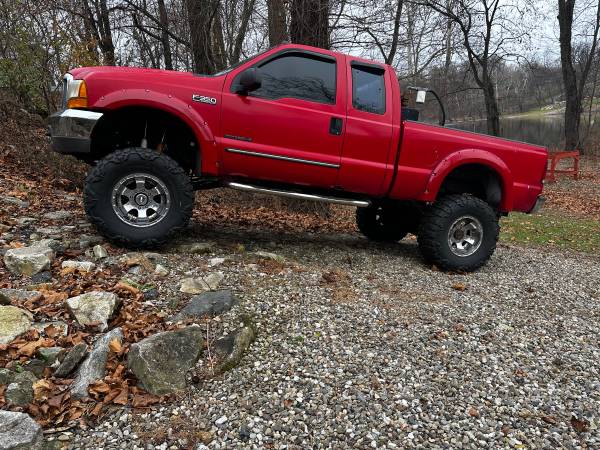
[64,74,88,109]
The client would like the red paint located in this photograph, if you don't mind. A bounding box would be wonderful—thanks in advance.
[70,43,547,213]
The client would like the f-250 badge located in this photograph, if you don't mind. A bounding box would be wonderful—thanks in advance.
[192,94,217,105]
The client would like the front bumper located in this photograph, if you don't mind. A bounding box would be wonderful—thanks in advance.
[529,195,546,214]
[48,109,103,154]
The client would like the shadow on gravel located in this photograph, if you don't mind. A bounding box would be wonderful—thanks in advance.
[178,220,424,264]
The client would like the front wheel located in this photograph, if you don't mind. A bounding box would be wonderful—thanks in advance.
[418,194,499,272]
[84,148,194,247]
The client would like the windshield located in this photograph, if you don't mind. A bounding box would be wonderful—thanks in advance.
[213,49,270,76]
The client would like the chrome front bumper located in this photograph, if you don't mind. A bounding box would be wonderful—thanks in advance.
[48,109,103,154]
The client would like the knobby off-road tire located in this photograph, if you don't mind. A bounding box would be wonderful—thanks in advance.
[84,148,194,248]
[356,204,408,242]
[418,194,499,272]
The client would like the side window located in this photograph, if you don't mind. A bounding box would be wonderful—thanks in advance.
[352,64,386,114]
[248,53,336,104]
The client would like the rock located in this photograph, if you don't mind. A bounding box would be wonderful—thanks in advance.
[0,306,33,344]
[177,242,214,254]
[253,251,285,263]
[204,272,224,290]
[179,273,224,294]
[3,243,55,276]
[92,244,108,259]
[34,239,62,253]
[29,271,52,284]
[0,411,43,449]
[37,347,65,365]
[61,260,96,273]
[0,288,41,303]
[127,326,204,395]
[180,278,209,295]
[154,264,169,277]
[0,293,9,306]
[5,371,37,406]
[172,290,239,321]
[79,234,103,249]
[214,321,257,373]
[54,343,88,378]
[208,257,226,267]
[0,195,29,208]
[43,210,72,221]
[71,328,122,399]
[16,217,36,225]
[23,359,47,378]
[0,369,12,385]
[66,291,120,331]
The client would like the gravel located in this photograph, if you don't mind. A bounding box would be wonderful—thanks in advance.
[57,224,600,450]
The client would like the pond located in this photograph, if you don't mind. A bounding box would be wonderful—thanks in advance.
[446,114,600,151]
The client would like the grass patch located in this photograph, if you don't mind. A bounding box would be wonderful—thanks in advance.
[501,212,600,254]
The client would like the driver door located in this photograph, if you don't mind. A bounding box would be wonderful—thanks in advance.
[220,49,347,188]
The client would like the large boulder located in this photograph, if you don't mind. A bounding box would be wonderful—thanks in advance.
[71,328,122,399]
[66,291,120,331]
[0,411,43,450]
[3,243,55,276]
[127,326,204,395]
[172,290,239,321]
[0,306,33,344]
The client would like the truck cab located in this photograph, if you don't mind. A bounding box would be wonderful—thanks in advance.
[48,43,547,272]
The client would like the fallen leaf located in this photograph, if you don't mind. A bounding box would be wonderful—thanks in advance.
[108,339,122,353]
[452,282,467,291]
[571,416,590,432]
[541,415,558,426]
[468,407,479,417]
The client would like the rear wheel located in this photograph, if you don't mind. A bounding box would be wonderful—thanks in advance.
[418,194,499,272]
[84,148,194,247]
[356,204,408,242]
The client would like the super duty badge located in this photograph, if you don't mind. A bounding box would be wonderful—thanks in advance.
[192,94,217,105]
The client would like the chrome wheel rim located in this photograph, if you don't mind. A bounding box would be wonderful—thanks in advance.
[112,173,171,227]
[447,215,483,257]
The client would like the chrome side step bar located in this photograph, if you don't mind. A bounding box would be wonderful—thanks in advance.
[226,182,371,208]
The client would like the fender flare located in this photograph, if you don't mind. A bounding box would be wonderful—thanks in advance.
[422,149,514,211]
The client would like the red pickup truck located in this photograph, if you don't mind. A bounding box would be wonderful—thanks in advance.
[49,43,547,272]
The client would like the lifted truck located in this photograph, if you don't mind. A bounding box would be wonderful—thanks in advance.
[48,43,547,272]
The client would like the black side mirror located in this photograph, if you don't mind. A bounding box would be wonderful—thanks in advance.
[236,68,262,95]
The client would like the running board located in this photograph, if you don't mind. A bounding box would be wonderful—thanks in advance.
[226,182,371,208]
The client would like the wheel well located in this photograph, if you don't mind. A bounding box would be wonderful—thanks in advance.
[90,106,200,174]
[438,164,503,208]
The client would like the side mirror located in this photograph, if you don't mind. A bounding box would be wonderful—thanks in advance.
[415,89,427,104]
[236,68,262,95]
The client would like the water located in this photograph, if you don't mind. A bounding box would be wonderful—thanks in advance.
[446,114,599,151]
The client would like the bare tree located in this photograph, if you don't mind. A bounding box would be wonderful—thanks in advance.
[418,0,529,136]
[290,0,330,49]
[558,0,600,151]
[268,0,288,46]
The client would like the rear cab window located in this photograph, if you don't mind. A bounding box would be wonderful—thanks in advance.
[351,63,386,114]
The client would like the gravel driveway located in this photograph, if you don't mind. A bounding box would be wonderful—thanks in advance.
[62,224,600,450]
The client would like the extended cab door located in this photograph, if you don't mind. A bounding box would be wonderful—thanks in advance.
[336,61,398,196]
[220,49,346,188]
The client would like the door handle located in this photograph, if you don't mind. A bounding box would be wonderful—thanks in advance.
[329,117,343,136]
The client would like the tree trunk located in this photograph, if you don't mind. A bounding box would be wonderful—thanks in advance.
[482,79,501,136]
[267,0,287,46]
[290,0,329,49]
[97,0,115,65]
[186,0,219,74]
[157,0,173,70]
[558,0,580,150]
